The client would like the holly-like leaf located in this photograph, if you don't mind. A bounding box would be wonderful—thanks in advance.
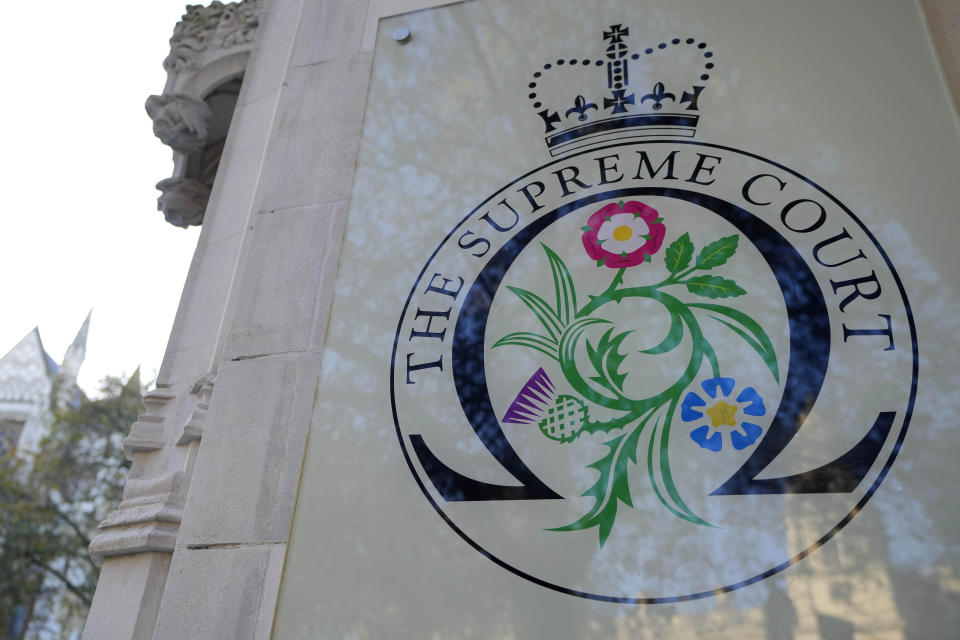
[695,234,739,270]
[685,275,747,298]
[664,232,694,274]
[604,331,631,390]
[585,333,606,379]
[549,429,641,546]
[586,327,632,392]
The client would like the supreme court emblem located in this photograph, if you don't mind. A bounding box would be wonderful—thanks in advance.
[390,26,916,603]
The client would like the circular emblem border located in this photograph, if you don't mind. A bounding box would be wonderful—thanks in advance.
[389,140,918,604]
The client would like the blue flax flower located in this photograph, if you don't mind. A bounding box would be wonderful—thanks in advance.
[681,377,766,452]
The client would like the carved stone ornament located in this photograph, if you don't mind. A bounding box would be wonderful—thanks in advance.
[156,177,212,228]
[164,0,264,72]
[145,93,213,154]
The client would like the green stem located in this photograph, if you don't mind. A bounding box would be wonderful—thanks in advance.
[581,406,653,436]
[669,264,700,283]
[576,268,628,317]
[646,416,688,521]
[560,266,725,529]
[569,285,721,413]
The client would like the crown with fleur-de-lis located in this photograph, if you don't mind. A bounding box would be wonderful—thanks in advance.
[528,26,714,156]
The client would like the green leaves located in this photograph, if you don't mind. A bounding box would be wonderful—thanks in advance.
[550,427,643,546]
[664,232,694,274]
[695,234,739,270]
[492,332,560,362]
[664,233,747,302]
[684,275,747,298]
[689,303,780,382]
[664,233,741,297]
[489,233,781,548]
[506,286,562,340]
[543,244,577,325]
[0,373,143,628]
[494,245,580,360]
[586,327,632,392]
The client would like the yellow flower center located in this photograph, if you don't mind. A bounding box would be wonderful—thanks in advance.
[706,400,738,428]
[612,225,633,242]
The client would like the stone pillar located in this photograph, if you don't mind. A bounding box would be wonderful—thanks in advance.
[147,0,372,636]
[83,1,265,638]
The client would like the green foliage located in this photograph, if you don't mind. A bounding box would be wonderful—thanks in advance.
[664,232,694,274]
[505,285,562,341]
[684,275,747,298]
[586,328,632,392]
[694,234,739,270]
[690,303,780,382]
[543,243,578,325]
[550,429,641,545]
[495,229,778,545]
[492,331,559,362]
[0,374,142,637]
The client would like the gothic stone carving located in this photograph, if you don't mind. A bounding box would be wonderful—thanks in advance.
[149,0,262,227]
[156,177,212,228]
[164,0,264,72]
[145,93,213,154]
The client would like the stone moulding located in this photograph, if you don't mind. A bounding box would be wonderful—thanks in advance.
[89,473,185,561]
[90,376,214,564]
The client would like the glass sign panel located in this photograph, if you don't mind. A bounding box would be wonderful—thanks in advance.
[275,1,960,637]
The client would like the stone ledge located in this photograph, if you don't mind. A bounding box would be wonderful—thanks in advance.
[89,521,181,563]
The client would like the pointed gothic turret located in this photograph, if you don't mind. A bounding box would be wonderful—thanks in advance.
[123,365,142,395]
[0,328,57,406]
[0,313,93,457]
[60,310,91,384]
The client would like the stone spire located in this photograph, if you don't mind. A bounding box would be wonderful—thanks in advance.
[59,310,91,384]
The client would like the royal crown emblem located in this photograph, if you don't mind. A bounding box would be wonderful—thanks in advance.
[529,25,713,156]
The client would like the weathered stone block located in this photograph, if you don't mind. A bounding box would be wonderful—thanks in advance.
[290,0,369,67]
[224,202,346,359]
[152,544,284,640]
[256,53,372,212]
[176,350,322,545]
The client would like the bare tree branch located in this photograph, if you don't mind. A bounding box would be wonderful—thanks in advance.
[27,558,92,608]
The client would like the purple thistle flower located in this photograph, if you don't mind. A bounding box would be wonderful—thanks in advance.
[502,368,557,424]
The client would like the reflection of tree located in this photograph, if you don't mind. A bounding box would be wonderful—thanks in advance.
[278,0,960,634]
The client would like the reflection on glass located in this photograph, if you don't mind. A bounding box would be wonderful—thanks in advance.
[273,0,960,637]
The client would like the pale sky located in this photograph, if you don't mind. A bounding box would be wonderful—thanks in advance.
[0,1,204,393]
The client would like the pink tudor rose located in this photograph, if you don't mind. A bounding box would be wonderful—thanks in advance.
[581,201,666,268]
